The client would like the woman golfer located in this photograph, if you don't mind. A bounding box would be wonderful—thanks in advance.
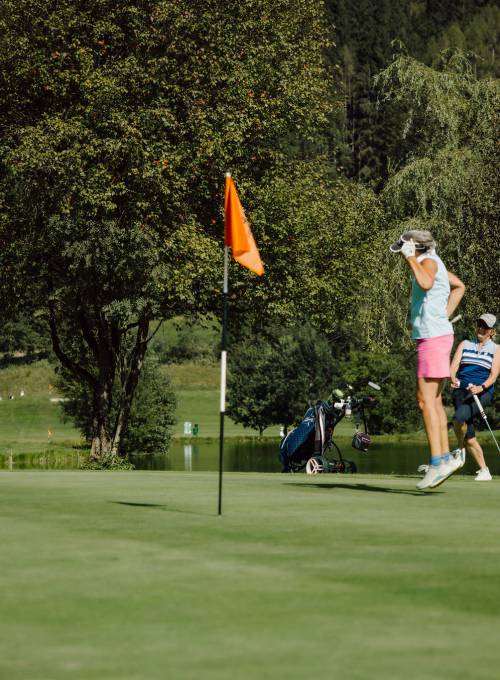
[450,313,499,481]
[390,230,465,489]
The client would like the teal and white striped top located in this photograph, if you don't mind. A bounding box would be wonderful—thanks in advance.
[457,339,498,392]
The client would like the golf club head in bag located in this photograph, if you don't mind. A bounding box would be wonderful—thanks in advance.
[352,431,371,452]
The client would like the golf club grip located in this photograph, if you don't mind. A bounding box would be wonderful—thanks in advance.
[472,393,486,416]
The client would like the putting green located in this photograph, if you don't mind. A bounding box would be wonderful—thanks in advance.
[0,471,498,679]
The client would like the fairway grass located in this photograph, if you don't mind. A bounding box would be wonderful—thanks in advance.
[1,472,499,679]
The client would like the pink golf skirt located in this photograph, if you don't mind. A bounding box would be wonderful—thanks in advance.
[416,334,453,379]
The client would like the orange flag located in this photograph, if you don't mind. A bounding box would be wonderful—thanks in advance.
[224,174,264,276]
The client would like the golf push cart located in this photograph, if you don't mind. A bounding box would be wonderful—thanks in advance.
[279,387,377,474]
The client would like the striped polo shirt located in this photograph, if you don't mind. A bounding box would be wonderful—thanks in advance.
[457,338,498,392]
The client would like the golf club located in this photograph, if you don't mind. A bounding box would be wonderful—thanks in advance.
[472,393,500,454]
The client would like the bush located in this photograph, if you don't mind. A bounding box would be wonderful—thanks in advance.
[336,349,420,434]
[227,326,335,435]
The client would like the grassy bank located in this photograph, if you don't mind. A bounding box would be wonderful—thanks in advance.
[0,361,279,448]
[0,361,496,454]
[1,471,499,679]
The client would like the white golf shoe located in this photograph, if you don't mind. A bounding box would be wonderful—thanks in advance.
[416,458,456,490]
[449,448,466,473]
[475,467,492,481]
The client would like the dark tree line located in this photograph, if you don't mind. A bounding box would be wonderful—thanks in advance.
[326,0,499,186]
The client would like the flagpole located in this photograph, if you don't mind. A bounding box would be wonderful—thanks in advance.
[218,169,263,515]
[218,241,229,515]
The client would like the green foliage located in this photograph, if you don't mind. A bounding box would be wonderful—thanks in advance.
[79,454,135,470]
[426,5,500,78]
[336,349,420,434]
[0,0,335,455]
[238,168,387,343]
[57,354,176,454]
[150,316,219,364]
[0,313,52,358]
[325,0,496,185]
[377,52,499,322]
[227,326,335,434]
[121,359,176,454]
[489,387,500,430]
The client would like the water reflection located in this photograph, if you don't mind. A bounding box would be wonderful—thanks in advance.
[1,438,499,476]
[0,451,84,470]
[184,444,192,471]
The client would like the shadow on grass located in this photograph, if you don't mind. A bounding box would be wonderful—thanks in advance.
[111,501,167,508]
[109,501,216,516]
[286,482,442,496]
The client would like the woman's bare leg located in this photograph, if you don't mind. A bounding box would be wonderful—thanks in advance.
[453,420,467,450]
[436,380,450,454]
[465,437,487,470]
[417,378,449,457]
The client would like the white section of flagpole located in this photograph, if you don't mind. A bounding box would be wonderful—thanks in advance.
[220,350,227,412]
[218,245,229,515]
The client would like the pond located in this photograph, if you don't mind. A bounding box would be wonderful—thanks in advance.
[1,437,498,476]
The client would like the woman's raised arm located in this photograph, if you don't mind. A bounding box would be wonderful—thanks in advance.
[447,271,465,319]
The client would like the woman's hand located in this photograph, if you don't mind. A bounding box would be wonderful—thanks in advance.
[467,383,484,395]
[401,240,416,258]
[450,377,460,389]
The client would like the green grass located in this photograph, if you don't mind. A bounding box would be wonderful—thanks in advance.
[0,390,276,451]
[0,359,58,398]
[166,361,221,390]
[0,361,283,446]
[0,361,494,449]
[0,398,82,454]
[174,389,289,438]
[0,471,499,679]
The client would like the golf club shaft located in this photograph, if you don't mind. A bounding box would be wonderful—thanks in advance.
[472,394,500,454]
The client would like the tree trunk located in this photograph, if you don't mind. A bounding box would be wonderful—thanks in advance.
[90,381,113,460]
[111,314,150,456]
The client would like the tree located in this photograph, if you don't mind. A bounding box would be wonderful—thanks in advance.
[57,353,176,460]
[0,0,334,459]
[336,349,420,434]
[325,0,495,186]
[238,168,387,343]
[376,50,499,323]
[149,315,220,364]
[0,312,52,358]
[227,326,336,435]
[426,5,500,78]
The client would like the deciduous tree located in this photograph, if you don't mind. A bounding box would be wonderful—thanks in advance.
[0,0,333,459]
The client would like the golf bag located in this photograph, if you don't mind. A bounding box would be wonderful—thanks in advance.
[279,395,375,474]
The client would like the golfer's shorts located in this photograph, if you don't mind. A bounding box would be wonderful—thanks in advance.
[416,334,453,379]
[453,388,493,439]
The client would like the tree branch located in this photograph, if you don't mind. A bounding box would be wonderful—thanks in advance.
[78,306,99,357]
[48,301,96,387]
[145,319,163,345]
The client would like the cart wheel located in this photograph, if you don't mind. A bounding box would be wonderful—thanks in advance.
[345,460,357,473]
[306,456,325,474]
